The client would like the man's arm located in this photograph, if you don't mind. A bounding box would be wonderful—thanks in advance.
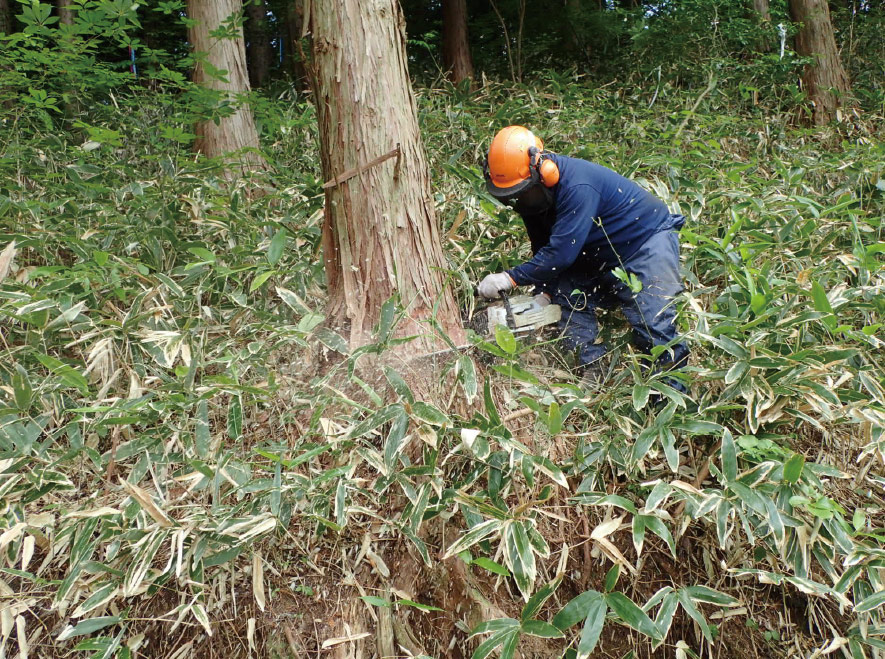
[507,184,599,286]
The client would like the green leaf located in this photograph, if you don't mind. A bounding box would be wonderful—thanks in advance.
[396,598,443,612]
[721,428,737,483]
[684,585,740,607]
[577,596,608,659]
[195,399,210,458]
[458,354,478,402]
[547,402,562,435]
[383,406,410,471]
[267,229,288,265]
[411,401,449,426]
[384,366,414,403]
[377,297,397,343]
[443,519,503,559]
[521,580,559,622]
[855,589,885,614]
[604,564,621,592]
[227,396,242,440]
[12,365,32,411]
[187,246,215,263]
[473,557,510,577]
[35,353,89,394]
[553,590,604,631]
[783,453,805,484]
[494,324,517,354]
[632,384,650,411]
[811,281,837,331]
[249,269,275,292]
[360,596,391,607]
[677,588,713,642]
[504,521,536,601]
[605,592,661,640]
[521,620,563,639]
[57,615,123,641]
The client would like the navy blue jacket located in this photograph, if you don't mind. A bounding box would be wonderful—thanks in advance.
[506,155,671,286]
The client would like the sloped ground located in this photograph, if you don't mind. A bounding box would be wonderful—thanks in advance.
[0,80,883,658]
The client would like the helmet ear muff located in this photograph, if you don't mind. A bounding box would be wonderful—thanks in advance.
[529,146,560,188]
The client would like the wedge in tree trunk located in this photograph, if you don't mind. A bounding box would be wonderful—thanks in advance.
[442,0,474,85]
[187,0,264,169]
[307,0,466,354]
[789,0,850,125]
[244,0,272,88]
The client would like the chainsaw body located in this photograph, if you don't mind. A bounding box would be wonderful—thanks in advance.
[486,294,562,334]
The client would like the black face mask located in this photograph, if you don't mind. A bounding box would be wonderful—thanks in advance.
[509,184,554,215]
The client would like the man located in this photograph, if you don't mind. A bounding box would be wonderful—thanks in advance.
[477,125,688,390]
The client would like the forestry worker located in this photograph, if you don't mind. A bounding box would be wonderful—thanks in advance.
[477,125,688,390]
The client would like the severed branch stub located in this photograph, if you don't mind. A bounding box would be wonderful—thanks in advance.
[323,144,402,189]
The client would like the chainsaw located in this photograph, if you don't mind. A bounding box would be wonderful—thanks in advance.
[471,291,562,335]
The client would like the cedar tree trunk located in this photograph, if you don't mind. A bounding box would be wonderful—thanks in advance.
[789,0,851,124]
[187,0,264,167]
[307,0,465,352]
[57,0,74,25]
[753,0,771,21]
[283,0,308,88]
[442,0,474,85]
[0,0,12,34]
[244,0,272,88]
[752,0,772,51]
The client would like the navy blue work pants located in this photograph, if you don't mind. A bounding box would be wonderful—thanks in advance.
[547,218,689,383]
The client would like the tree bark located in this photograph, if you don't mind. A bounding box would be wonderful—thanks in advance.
[753,0,772,21]
[283,0,308,88]
[57,0,74,25]
[752,0,772,51]
[0,0,13,34]
[442,0,474,85]
[244,0,273,88]
[307,0,465,353]
[789,0,851,125]
[186,0,264,168]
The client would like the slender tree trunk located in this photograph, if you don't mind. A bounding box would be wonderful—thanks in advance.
[0,0,13,34]
[307,0,465,353]
[753,0,772,21]
[752,0,772,51]
[442,0,474,85]
[283,0,308,89]
[244,0,273,88]
[789,0,851,124]
[187,0,264,168]
[57,0,74,25]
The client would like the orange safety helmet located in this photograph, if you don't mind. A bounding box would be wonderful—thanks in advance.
[484,126,560,198]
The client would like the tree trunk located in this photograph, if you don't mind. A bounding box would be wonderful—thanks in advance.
[0,0,13,34]
[57,0,74,25]
[753,0,772,21]
[244,0,273,88]
[307,0,465,353]
[442,0,474,85]
[187,0,264,168]
[283,0,308,89]
[752,0,772,51]
[789,0,851,125]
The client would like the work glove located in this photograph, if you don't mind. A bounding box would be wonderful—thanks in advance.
[478,272,515,300]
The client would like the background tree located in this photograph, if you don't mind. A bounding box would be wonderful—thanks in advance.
[57,0,73,26]
[789,0,851,124]
[307,0,465,353]
[442,0,474,84]
[187,0,264,167]
[0,0,10,35]
[244,0,273,88]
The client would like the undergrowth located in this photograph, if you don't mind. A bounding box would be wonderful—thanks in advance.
[1,67,884,659]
